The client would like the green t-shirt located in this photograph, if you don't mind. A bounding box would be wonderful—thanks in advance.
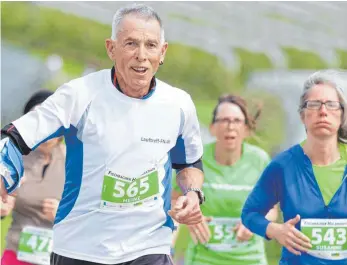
[301,141,347,205]
[173,142,271,265]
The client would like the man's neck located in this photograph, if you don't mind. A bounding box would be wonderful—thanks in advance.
[214,142,242,166]
[112,67,154,99]
[303,135,340,165]
[117,76,150,98]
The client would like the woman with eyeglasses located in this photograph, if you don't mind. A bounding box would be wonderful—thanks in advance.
[171,94,278,265]
[242,69,347,265]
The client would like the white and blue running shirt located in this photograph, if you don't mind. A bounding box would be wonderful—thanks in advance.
[12,69,203,263]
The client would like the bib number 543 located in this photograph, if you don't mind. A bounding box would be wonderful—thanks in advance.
[311,228,347,245]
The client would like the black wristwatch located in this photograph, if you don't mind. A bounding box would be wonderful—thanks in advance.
[184,188,205,205]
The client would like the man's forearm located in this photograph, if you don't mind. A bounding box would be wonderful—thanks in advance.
[176,167,204,194]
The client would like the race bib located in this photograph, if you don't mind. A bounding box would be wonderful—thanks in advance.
[100,168,160,210]
[17,226,53,265]
[301,219,347,260]
[205,217,249,252]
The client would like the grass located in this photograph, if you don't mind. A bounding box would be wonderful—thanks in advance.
[337,49,347,69]
[233,48,273,86]
[1,216,12,254]
[283,47,327,69]
[194,100,217,126]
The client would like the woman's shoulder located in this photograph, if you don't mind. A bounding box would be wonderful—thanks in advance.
[243,142,270,162]
[270,144,303,168]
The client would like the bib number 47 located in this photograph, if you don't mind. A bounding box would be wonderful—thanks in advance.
[25,235,52,252]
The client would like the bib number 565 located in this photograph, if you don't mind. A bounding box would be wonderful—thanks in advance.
[113,177,149,198]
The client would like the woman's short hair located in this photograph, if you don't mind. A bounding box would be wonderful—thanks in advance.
[298,69,347,143]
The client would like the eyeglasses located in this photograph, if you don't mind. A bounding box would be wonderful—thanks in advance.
[214,117,245,126]
[303,100,343,110]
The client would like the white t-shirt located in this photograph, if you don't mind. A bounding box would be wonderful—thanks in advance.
[13,69,203,263]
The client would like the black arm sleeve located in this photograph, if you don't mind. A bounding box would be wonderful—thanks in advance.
[172,158,203,172]
[1,124,31,155]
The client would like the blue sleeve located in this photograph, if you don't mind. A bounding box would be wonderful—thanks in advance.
[170,95,203,168]
[241,160,282,239]
[0,138,24,194]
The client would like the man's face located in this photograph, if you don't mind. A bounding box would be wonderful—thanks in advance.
[106,15,168,91]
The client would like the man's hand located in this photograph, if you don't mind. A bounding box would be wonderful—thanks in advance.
[42,198,59,222]
[187,216,212,244]
[1,195,16,216]
[168,191,203,225]
[233,221,253,242]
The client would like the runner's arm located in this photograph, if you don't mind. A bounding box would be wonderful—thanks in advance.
[175,166,203,194]
[170,93,204,193]
[241,161,282,239]
[1,84,80,194]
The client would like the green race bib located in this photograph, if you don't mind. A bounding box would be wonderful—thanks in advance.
[100,168,160,209]
[17,226,53,265]
[301,219,347,260]
[206,217,249,252]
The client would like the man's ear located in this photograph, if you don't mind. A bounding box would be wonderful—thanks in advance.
[105,39,116,61]
[159,42,168,64]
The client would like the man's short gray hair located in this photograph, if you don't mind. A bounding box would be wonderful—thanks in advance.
[298,69,347,143]
[111,3,165,44]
